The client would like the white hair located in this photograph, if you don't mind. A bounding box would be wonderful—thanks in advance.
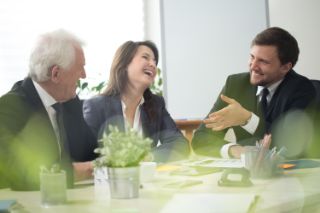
[28,29,84,82]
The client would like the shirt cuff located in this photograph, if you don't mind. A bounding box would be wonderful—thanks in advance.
[220,142,237,159]
[241,113,259,135]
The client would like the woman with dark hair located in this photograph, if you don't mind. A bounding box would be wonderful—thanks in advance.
[83,40,189,162]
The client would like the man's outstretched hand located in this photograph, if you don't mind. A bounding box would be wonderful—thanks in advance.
[204,95,252,131]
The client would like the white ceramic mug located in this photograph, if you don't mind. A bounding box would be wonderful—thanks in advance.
[139,162,157,183]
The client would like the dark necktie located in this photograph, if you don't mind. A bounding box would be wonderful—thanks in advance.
[260,88,269,118]
[52,103,67,161]
[52,103,73,187]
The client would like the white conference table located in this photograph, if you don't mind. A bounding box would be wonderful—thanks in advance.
[1,160,320,213]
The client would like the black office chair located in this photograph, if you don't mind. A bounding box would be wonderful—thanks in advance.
[311,79,320,107]
[306,80,320,158]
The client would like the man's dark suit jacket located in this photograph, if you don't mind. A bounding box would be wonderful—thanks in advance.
[83,94,189,162]
[192,70,316,158]
[0,77,97,190]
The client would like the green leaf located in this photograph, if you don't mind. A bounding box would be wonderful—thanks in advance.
[81,82,88,90]
[94,125,152,168]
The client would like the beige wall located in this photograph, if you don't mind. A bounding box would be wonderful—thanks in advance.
[159,0,268,119]
[269,0,320,80]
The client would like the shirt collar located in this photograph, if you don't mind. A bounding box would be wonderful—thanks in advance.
[121,96,145,136]
[121,96,145,111]
[32,80,57,107]
[256,79,283,98]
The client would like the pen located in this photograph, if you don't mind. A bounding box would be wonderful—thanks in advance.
[268,147,277,159]
[254,134,271,170]
[247,195,260,213]
[265,147,277,160]
[276,146,287,157]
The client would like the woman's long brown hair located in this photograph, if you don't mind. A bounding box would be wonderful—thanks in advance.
[102,40,159,121]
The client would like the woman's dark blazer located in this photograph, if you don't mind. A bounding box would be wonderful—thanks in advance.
[83,94,189,162]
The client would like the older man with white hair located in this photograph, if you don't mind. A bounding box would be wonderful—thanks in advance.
[0,29,97,190]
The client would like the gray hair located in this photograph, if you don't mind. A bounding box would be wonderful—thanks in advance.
[28,29,84,82]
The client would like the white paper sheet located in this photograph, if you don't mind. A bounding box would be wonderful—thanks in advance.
[161,193,256,213]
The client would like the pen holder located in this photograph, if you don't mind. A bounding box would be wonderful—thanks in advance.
[242,148,283,179]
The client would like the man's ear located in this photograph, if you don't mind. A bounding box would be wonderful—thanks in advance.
[51,65,60,83]
[280,62,292,75]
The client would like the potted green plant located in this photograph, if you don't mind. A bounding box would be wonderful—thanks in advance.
[94,125,152,199]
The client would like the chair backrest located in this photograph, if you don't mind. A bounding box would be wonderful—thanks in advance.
[306,80,320,158]
[175,119,202,143]
[311,80,320,107]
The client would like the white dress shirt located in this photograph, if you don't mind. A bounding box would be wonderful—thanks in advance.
[121,97,144,136]
[32,80,61,157]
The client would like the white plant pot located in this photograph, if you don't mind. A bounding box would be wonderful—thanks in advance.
[94,167,108,185]
[94,167,109,199]
[107,166,140,199]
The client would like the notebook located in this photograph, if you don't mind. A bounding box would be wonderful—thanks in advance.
[0,200,26,213]
[0,200,16,213]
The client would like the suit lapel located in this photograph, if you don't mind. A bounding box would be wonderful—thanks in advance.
[241,83,258,114]
[232,75,259,143]
[104,95,157,147]
[20,78,55,127]
[105,96,126,132]
[140,109,149,137]
[265,70,294,117]
[20,78,45,110]
[18,78,62,163]
[140,105,158,147]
